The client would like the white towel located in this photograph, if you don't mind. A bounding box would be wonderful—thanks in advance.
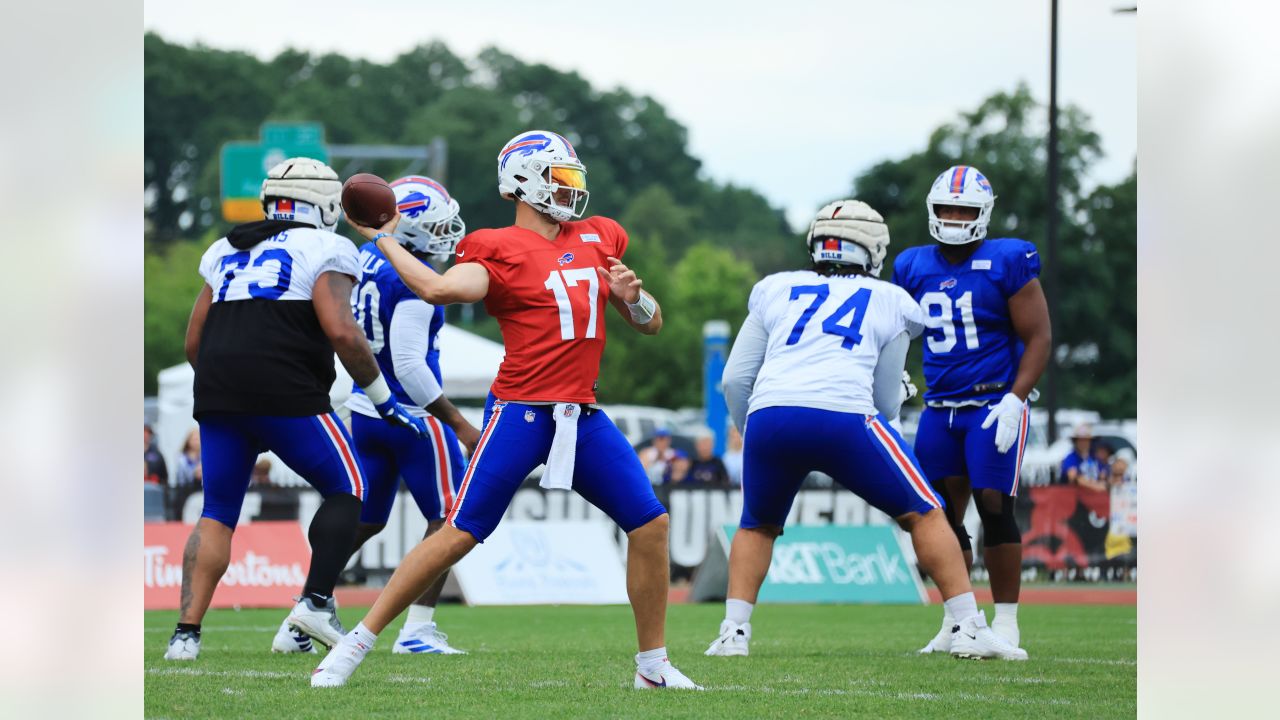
[541,402,580,490]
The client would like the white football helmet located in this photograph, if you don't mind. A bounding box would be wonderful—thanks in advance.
[926,165,996,245]
[807,200,890,276]
[496,130,588,222]
[260,157,343,231]
[389,175,465,257]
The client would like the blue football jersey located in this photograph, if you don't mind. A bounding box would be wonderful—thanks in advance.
[891,238,1040,404]
[349,242,445,406]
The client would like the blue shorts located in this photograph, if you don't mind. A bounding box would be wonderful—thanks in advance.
[446,394,667,542]
[740,406,943,529]
[914,404,1029,496]
[199,411,366,529]
[350,412,466,525]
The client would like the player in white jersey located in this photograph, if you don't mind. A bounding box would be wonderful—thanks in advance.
[704,201,1025,661]
[165,158,427,661]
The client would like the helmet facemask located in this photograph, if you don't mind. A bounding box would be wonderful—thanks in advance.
[927,201,991,245]
[396,213,466,257]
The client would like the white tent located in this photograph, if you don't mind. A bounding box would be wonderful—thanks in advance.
[155,324,505,486]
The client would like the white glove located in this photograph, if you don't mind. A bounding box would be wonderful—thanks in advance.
[901,371,919,403]
[980,392,1026,454]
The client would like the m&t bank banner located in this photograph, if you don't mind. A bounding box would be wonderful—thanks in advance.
[722,525,927,604]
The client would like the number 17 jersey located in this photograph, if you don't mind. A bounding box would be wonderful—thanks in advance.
[747,270,924,417]
[454,216,628,404]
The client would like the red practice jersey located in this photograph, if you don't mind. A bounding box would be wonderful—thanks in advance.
[455,216,629,403]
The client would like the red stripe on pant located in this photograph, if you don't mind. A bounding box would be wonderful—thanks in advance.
[446,403,505,525]
[869,418,941,508]
[427,417,454,512]
[319,413,363,499]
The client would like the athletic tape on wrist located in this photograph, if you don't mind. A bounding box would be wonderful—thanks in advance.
[363,375,392,405]
[626,292,656,324]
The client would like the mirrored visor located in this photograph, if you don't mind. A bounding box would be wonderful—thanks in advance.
[549,165,587,191]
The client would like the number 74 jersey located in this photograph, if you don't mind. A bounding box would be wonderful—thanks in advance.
[454,216,629,404]
[890,238,1041,404]
[747,270,925,416]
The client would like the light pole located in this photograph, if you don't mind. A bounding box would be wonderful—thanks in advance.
[1044,2,1135,443]
[1046,0,1061,443]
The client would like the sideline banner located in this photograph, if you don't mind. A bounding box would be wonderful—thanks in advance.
[452,521,629,605]
[144,521,310,610]
[721,524,927,604]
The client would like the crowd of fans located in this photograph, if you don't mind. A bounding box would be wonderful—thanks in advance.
[637,426,742,488]
[1059,423,1133,492]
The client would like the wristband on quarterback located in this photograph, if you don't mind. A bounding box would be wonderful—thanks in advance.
[625,292,657,324]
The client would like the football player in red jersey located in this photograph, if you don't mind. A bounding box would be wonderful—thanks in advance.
[310,131,701,690]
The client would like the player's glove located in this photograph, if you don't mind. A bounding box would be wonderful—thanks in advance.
[980,392,1026,454]
[375,397,429,439]
[901,371,919,403]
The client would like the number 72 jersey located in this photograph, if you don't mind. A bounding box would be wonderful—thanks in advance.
[890,238,1041,404]
[747,270,925,417]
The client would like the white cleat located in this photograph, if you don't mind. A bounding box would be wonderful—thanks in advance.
[634,659,703,690]
[705,620,751,657]
[310,633,373,688]
[950,611,1029,661]
[272,618,317,654]
[164,629,200,661]
[918,615,954,654]
[393,622,466,654]
[287,596,345,650]
[992,616,1021,649]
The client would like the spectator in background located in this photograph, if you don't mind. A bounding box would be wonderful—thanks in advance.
[722,425,743,487]
[666,450,691,484]
[1061,423,1103,489]
[144,424,168,486]
[251,457,274,488]
[687,431,730,487]
[1092,441,1120,489]
[639,428,677,485]
[169,428,204,520]
[174,428,203,488]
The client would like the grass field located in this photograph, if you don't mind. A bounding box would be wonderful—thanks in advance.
[145,603,1135,719]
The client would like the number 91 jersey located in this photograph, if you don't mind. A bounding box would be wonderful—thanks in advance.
[890,238,1040,404]
[747,270,924,417]
[454,216,628,404]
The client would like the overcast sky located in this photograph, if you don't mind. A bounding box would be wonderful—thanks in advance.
[145,0,1136,230]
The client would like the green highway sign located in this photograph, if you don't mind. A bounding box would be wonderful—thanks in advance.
[220,123,329,221]
[261,122,325,148]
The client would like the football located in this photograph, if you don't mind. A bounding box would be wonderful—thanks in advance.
[341,173,397,228]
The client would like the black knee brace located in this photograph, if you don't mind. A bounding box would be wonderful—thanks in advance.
[977,490,1021,547]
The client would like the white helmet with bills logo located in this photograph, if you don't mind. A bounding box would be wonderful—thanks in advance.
[259,157,343,231]
[807,200,890,276]
[496,130,589,222]
[389,175,465,257]
[926,165,996,245]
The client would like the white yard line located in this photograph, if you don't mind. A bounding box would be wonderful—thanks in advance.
[147,667,297,680]
[146,626,279,633]
[703,684,1076,707]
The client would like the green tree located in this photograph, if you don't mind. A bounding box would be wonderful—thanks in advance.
[143,237,211,393]
[1056,169,1136,416]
